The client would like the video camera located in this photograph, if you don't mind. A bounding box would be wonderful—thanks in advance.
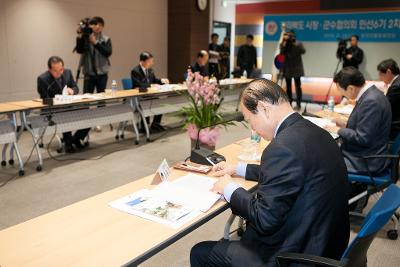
[336,38,350,59]
[76,17,96,37]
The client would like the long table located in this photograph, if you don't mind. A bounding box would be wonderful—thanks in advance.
[0,138,264,267]
[0,79,252,172]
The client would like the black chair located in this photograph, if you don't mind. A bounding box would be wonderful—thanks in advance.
[276,184,400,267]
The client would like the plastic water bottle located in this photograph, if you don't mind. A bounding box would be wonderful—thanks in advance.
[327,96,335,112]
[250,130,261,143]
[111,80,117,96]
[243,70,247,78]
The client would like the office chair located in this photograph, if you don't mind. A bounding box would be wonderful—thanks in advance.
[347,132,400,240]
[121,78,133,90]
[276,184,400,267]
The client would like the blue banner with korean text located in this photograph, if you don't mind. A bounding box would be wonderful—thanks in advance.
[264,11,400,42]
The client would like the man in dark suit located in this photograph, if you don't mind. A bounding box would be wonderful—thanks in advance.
[191,79,350,267]
[237,34,257,77]
[131,52,170,133]
[326,67,391,176]
[190,50,209,78]
[325,67,391,211]
[378,59,400,140]
[37,56,90,153]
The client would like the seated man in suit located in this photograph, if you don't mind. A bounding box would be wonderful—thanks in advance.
[131,52,169,133]
[378,59,400,140]
[37,56,90,153]
[191,79,349,267]
[325,67,392,210]
[189,50,209,78]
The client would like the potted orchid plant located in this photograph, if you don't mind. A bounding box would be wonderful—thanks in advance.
[182,70,226,150]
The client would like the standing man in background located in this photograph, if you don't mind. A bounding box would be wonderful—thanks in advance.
[75,16,112,131]
[340,35,364,69]
[208,33,220,78]
[280,30,306,110]
[218,37,230,79]
[237,34,257,77]
[377,59,400,140]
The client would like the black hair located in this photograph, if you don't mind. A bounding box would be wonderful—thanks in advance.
[224,37,230,42]
[333,67,365,90]
[90,16,105,26]
[197,50,208,58]
[351,34,359,41]
[377,59,400,75]
[47,56,64,69]
[246,34,254,40]
[211,33,219,39]
[140,51,153,61]
[241,79,289,114]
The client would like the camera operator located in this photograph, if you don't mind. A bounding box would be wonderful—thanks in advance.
[337,35,364,69]
[280,29,306,110]
[75,16,112,94]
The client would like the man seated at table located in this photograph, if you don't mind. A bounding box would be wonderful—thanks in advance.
[377,59,400,140]
[190,79,349,266]
[189,50,209,78]
[131,52,170,133]
[37,56,90,153]
[325,67,392,210]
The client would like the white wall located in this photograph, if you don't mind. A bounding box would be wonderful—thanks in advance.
[0,0,168,102]
[211,0,236,73]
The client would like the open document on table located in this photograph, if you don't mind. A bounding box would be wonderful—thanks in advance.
[108,174,221,228]
[303,116,339,139]
[334,105,354,116]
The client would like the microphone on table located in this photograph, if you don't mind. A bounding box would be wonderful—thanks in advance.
[190,113,244,166]
[43,79,56,106]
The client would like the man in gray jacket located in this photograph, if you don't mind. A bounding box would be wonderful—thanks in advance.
[75,16,112,94]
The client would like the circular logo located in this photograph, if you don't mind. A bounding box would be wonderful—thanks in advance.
[265,21,278,36]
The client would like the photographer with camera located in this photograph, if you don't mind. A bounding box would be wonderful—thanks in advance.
[75,16,112,94]
[280,29,306,110]
[337,35,364,69]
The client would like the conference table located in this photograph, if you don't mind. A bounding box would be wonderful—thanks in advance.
[0,137,265,267]
[0,78,253,172]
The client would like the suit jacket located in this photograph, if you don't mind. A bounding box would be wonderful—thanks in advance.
[131,65,162,89]
[230,113,350,266]
[37,69,78,99]
[386,75,400,139]
[190,62,209,77]
[339,85,391,176]
[237,44,257,71]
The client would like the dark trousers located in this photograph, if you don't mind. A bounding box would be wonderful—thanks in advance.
[83,74,108,94]
[209,63,219,78]
[62,129,90,145]
[285,77,302,108]
[190,240,266,267]
[141,115,162,129]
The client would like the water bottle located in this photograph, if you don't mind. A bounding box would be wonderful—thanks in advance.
[327,96,335,112]
[111,80,117,96]
[243,70,247,79]
[250,130,261,143]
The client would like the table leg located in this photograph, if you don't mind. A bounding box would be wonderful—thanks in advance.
[22,111,43,171]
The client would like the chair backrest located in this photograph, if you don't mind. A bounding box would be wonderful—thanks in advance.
[389,133,400,183]
[341,184,400,266]
[121,78,133,90]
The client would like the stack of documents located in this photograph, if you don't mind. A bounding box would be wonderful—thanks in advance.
[334,105,354,115]
[303,116,339,139]
[108,174,221,228]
